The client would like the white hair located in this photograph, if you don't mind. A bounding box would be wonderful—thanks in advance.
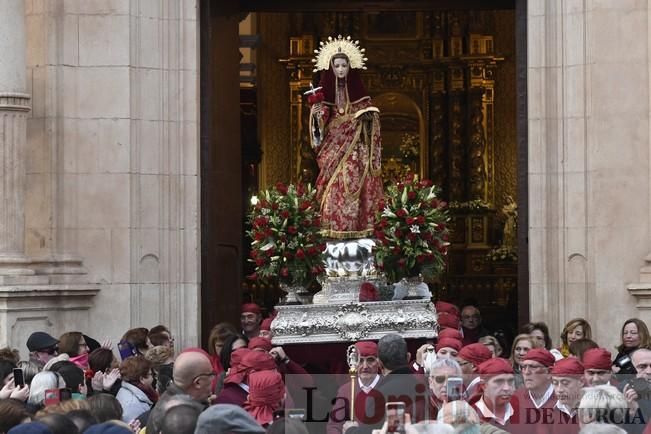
[28,370,65,405]
[578,385,628,426]
[411,422,455,434]
[578,424,627,434]
[428,358,462,377]
[436,400,480,426]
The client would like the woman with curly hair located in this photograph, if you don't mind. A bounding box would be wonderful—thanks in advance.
[558,318,592,358]
[115,356,157,423]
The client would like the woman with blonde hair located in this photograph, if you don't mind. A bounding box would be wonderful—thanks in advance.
[559,318,592,358]
[509,334,538,389]
[478,335,503,358]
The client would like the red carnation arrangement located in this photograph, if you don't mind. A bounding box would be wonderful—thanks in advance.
[247,182,326,287]
[373,175,450,283]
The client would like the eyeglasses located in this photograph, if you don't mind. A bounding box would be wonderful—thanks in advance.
[432,375,448,384]
[462,315,480,320]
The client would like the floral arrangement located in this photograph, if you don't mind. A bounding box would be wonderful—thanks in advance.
[373,176,451,283]
[247,182,326,287]
[486,246,518,263]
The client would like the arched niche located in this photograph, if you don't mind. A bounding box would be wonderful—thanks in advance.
[373,92,427,184]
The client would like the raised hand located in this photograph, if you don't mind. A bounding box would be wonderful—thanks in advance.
[92,371,104,392]
[103,368,121,390]
[10,384,30,402]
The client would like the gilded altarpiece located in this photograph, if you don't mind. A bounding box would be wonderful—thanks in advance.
[256,10,517,325]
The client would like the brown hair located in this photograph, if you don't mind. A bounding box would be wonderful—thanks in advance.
[520,322,553,350]
[35,398,90,418]
[58,331,84,357]
[509,334,538,366]
[89,348,117,373]
[0,398,30,433]
[617,318,651,353]
[207,322,238,356]
[569,338,599,360]
[478,335,503,357]
[122,328,150,353]
[120,356,152,383]
[561,318,592,347]
[0,347,20,363]
[145,345,173,367]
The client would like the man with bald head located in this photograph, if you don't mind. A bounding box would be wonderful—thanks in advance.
[622,348,651,434]
[146,349,215,433]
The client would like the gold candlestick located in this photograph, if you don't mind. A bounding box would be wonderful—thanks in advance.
[346,345,360,422]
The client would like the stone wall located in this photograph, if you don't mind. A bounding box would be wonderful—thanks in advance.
[23,0,200,349]
[528,0,651,351]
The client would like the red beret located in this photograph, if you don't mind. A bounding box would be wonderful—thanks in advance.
[436,338,462,353]
[523,348,555,368]
[478,357,514,375]
[355,341,378,357]
[438,328,463,341]
[260,318,273,331]
[242,303,262,315]
[224,348,252,384]
[582,348,612,371]
[551,357,584,376]
[436,301,460,317]
[459,343,493,366]
[438,313,460,330]
[248,337,273,352]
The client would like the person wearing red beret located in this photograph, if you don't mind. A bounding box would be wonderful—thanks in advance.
[241,303,263,339]
[243,370,285,427]
[457,343,493,401]
[438,312,461,331]
[514,348,556,426]
[547,358,585,434]
[582,348,613,387]
[327,341,381,434]
[438,328,463,341]
[436,338,462,360]
[435,301,460,317]
[259,317,274,340]
[215,349,277,407]
[472,358,519,429]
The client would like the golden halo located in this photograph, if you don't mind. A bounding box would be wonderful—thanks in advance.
[312,35,367,72]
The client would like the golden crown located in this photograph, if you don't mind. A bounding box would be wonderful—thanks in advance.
[312,35,367,72]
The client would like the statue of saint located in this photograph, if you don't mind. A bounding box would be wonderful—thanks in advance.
[307,36,383,240]
[502,195,517,249]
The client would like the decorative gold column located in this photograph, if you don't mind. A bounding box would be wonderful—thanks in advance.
[0,0,32,276]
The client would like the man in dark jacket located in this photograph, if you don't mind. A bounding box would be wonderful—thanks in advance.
[344,334,426,434]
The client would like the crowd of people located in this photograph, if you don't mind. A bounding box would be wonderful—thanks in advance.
[0,301,651,434]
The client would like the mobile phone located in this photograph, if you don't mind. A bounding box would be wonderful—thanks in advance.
[59,388,72,401]
[385,402,406,434]
[287,408,306,421]
[446,376,464,401]
[12,368,24,387]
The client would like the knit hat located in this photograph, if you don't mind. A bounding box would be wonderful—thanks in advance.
[551,357,584,376]
[458,343,493,367]
[582,348,612,371]
[522,348,555,368]
[195,404,265,434]
[436,338,462,353]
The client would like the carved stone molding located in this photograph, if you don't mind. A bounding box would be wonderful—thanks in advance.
[0,93,30,112]
[271,299,438,344]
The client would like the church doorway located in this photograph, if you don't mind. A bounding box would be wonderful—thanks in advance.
[199,0,528,347]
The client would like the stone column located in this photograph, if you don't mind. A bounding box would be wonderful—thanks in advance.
[0,0,32,276]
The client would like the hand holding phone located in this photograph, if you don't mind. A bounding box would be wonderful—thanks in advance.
[385,402,405,434]
[12,368,24,387]
[446,377,464,402]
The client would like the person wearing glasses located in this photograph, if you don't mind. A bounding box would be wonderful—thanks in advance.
[58,331,91,369]
[514,348,556,425]
[26,331,59,369]
[460,304,490,346]
[327,341,381,434]
[116,355,158,423]
[426,358,463,419]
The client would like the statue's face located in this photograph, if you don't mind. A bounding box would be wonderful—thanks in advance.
[332,57,350,79]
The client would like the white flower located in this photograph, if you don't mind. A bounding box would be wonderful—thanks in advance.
[382,206,396,218]
[410,225,420,234]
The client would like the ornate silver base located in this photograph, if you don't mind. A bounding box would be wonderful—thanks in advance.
[270,299,438,344]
